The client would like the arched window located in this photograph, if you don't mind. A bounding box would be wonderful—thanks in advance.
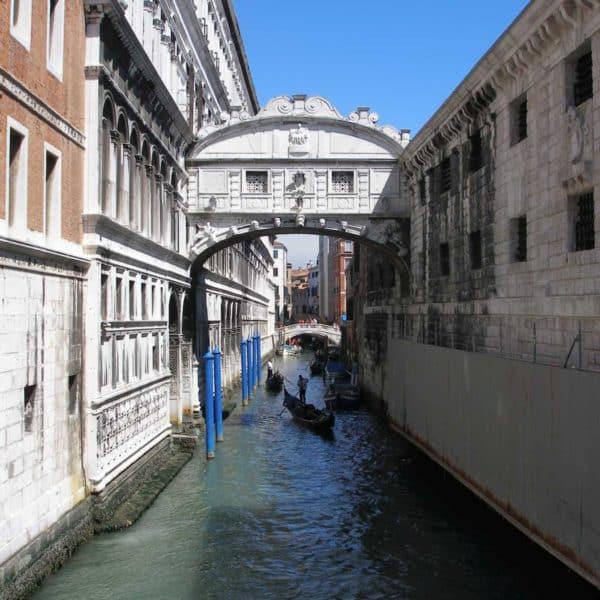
[101,99,115,214]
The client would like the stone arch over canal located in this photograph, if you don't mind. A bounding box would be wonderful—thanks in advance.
[186,94,412,277]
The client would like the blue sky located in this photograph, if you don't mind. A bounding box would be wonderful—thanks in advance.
[234,0,529,266]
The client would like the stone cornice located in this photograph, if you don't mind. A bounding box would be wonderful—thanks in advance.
[84,0,193,146]
[402,0,600,177]
[0,67,86,148]
[83,213,191,277]
[86,65,188,181]
[0,236,89,278]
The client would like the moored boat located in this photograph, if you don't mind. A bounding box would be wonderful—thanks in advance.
[265,371,284,392]
[309,360,325,375]
[283,388,335,431]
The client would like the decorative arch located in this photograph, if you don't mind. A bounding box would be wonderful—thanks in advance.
[102,96,115,126]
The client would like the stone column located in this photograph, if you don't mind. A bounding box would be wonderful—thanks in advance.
[145,164,154,237]
[119,142,131,224]
[134,154,143,231]
[107,129,120,217]
[154,173,163,243]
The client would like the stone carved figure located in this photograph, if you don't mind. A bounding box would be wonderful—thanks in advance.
[288,123,309,154]
[291,171,306,209]
[567,106,585,164]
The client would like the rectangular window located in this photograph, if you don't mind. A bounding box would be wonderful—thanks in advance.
[152,335,159,371]
[7,124,27,229]
[129,280,136,319]
[68,374,78,415]
[573,51,593,107]
[469,131,483,172]
[24,384,35,432]
[44,148,61,238]
[100,272,108,320]
[273,267,279,277]
[470,231,482,270]
[511,216,527,262]
[571,191,595,251]
[439,242,450,276]
[245,171,268,193]
[419,177,426,205]
[116,277,123,320]
[510,95,528,146]
[273,250,278,259]
[344,240,353,252]
[47,0,64,79]
[331,171,354,193]
[440,158,451,193]
[142,281,148,319]
[10,0,32,49]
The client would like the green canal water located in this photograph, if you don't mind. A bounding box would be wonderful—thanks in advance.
[34,355,597,599]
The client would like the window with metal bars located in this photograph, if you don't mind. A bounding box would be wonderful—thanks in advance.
[331,171,354,193]
[511,97,528,145]
[439,242,450,276]
[574,51,593,106]
[469,131,483,172]
[511,216,527,262]
[470,230,482,270]
[419,177,426,205]
[573,192,595,251]
[246,171,268,193]
[440,158,451,193]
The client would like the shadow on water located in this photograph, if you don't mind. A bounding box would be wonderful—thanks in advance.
[33,352,600,599]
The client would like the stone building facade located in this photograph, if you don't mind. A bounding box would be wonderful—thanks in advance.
[392,0,600,371]
[351,0,600,586]
[0,0,88,583]
[81,0,257,498]
[195,237,275,392]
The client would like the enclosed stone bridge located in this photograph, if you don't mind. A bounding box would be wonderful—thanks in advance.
[279,323,342,346]
[186,95,412,274]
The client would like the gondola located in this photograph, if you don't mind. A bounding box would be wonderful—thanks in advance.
[265,371,284,392]
[324,384,361,410]
[283,388,335,431]
[309,360,325,375]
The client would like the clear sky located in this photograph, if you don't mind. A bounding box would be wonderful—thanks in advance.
[234,0,530,267]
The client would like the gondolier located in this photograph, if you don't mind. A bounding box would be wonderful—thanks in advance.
[297,375,307,403]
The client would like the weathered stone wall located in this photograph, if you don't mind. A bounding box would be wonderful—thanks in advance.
[0,258,86,569]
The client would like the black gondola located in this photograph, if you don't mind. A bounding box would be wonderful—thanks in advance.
[324,384,361,410]
[265,371,284,392]
[283,388,335,431]
[309,360,324,375]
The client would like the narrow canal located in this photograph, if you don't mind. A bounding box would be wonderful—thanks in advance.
[35,354,597,599]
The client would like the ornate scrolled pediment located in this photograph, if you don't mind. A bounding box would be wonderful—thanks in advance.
[260,95,344,120]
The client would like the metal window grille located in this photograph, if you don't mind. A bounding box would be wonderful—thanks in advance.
[574,51,593,106]
[246,171,268,193]
[469,131,483,172]
[440,158,451,193]
[470,231,482,270]
[517,100,528,141]
[439,243,450,276]
[575,192,595,251]
[419,177,426,204]
[332,171,354,193]
[515,216,527,262]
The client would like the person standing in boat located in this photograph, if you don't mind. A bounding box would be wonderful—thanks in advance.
[267,360,273,380]
[297,375,307,403]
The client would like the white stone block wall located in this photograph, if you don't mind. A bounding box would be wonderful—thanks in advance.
[0,264,85,566]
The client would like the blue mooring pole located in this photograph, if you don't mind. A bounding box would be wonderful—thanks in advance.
[248,334,254,393]
[256,333,262,382]
[204,350,215,459]
[254,333,260,385]
[213,348,224,442]
[240,338,248,406]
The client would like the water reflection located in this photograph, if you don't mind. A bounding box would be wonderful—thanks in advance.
[35,353,598,599]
